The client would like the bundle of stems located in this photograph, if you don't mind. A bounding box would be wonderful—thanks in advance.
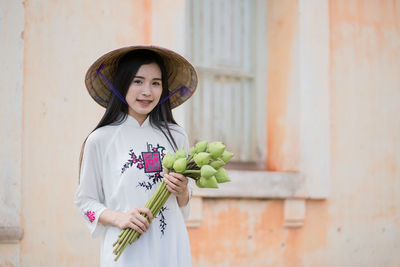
[112,178,170,261]
[112,141,234,261]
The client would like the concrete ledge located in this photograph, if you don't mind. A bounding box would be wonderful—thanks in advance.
[193,170,306,199]
[0,226,24,243]
[186,171,312,228]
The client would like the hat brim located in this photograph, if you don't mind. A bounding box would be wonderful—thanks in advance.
[85,45,198,109]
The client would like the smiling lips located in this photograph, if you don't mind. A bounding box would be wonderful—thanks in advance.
[137,99,153,105]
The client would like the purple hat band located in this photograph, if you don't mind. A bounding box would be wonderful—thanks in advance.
[95,64,128,105]
[158,86,190,106]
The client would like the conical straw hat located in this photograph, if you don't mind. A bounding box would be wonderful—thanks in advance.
[85,45,197,109]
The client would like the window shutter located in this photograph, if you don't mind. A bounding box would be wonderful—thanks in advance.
[186,0,255,162]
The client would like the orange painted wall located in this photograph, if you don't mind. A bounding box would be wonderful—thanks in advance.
[188,0,400,266]
[266,0,300,172]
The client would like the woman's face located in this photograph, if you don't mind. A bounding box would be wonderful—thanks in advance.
[125,62,163,124]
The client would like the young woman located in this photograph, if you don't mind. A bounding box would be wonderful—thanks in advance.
[75,46,197,266]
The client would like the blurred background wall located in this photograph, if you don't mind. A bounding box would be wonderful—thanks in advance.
[0,0,399,266]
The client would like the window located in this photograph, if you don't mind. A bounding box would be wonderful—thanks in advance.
[185,0,266,165]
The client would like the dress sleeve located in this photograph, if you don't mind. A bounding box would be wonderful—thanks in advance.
[74,136,107,238]
[179,129,192,220]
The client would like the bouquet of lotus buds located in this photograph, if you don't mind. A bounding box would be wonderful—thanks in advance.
[112,141,234,261]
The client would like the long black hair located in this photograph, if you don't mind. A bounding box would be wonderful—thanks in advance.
[79,50,179,179]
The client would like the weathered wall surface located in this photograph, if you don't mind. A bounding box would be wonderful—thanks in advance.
[325,0,400,265]
[189,0,400,266]
[266,0,300,172]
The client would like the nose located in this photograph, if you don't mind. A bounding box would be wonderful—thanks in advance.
[141,82,151,95]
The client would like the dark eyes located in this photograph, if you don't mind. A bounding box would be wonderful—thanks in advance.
[133,79,161,86]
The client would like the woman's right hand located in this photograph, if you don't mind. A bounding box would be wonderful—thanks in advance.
[99,207,153,234]
[115,207,153,233]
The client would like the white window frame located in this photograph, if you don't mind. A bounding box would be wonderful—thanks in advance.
[183,0,267,166]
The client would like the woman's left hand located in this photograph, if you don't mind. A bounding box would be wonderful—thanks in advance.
[163,172,189,198]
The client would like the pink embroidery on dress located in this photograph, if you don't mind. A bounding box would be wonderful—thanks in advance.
[142,152,162,173]
[85,210,95,223]
[121,143,166,175]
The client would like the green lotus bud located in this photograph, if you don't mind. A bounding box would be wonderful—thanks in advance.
[200,165,217,178]
[189,146,196,156]
[202,176,219,188]
[195,140,208,153]
[210,159,225,169]
[208,142,226,159]
[162,152,175,169]
[220,150,234,163]
[215,167,230,183]
[173,158,187,173]
[196,178,205,188]
[174,147,187,159]
[193,152,211,167]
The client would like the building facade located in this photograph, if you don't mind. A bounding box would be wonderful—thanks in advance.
[1,0,399,266]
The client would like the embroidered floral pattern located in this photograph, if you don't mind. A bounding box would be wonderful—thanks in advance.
[121,143,166,174]
[137,173,163,191]
[85,210,95,223]
[121,150,144,174]
[158,206,168,236]
[121,143,169,236]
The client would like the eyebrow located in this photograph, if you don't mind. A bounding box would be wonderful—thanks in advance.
[134,76,162,80]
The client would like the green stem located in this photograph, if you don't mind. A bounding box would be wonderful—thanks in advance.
[118,228,125,238]
[153,188,171,217]
[113,229,130,254]
[128,231,140,244]
[144,183,162,219]
[113,178,171,261]
[182,170,200,174]
[114,228,128,247]
[187,162,199,170]
[186,155,194,164]
[151,185,167,217]
[114,240,129,261]
[119,229,134,252]
[151,182,166,213]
